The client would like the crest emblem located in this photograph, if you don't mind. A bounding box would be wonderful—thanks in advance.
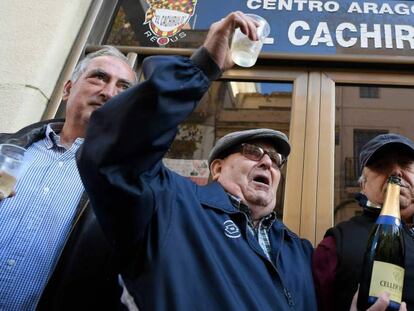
[223,220,241,239]
[144,0,198,46]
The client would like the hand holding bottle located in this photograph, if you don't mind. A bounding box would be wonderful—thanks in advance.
[350,291,407,311]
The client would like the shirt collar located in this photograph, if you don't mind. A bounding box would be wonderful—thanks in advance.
[261,211,277,229]
[45,123,84,150]
[355,192,382,211]
[227,192,277,229]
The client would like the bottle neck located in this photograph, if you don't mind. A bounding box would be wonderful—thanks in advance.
[379,182,401,220]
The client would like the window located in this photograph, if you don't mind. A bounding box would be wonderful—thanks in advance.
[353,129,388,161]
[164,80,293,216]
[359,86,379,98]
[334,83,414,224]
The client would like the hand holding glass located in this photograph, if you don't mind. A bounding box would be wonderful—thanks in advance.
[0,144,26,199]
[231,14,270,67]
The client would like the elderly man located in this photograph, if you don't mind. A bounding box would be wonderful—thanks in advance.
[313,133,414,311]
[0,46,136,310]
[78,12,318,311]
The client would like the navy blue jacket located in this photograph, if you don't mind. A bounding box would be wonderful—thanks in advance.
[78,50,317,311]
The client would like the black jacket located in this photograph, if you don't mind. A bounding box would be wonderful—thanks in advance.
[326,194,414,311]
[0,120,122,310]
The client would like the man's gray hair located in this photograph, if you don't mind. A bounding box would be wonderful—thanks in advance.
[358,174,366,186]
[71,45,137,82]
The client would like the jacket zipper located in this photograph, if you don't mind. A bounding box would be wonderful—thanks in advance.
[244,215,295,307]
[273,228,295,307]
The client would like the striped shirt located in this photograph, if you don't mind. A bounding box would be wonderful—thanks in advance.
[0,123,84,310]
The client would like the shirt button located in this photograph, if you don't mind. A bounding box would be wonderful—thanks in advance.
[58,161,64,167]
[7,259,16,266]
[43,187,49,194]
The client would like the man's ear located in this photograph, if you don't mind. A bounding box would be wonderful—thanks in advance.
[359,172,367,192]
[210,159,223,181]
[62,80,72,101]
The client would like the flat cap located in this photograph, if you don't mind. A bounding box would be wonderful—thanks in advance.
[359,133,414,172]
[208,128,290,165]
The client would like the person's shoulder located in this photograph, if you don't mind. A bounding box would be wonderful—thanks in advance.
[326,214,371,235]
[277,221,314,250]
[0,132,12,143]
[8,119,63,136]
[324,214,374,254]
[0,118,63,145]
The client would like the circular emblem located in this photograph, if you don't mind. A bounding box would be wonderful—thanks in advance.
[224,220,241,239]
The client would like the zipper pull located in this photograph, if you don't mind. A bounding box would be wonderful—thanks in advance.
[284,287,294,306]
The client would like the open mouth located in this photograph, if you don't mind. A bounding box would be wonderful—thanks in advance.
[253,175,270,186]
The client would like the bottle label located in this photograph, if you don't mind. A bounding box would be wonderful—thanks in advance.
[369,261,404,304]
[376,215,401,226]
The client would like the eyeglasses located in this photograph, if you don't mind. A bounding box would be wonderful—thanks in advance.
[237,143,286,169]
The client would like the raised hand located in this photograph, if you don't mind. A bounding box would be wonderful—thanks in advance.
[203,11,259,71]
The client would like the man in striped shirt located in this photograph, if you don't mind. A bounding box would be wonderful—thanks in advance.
[0,46,136,310]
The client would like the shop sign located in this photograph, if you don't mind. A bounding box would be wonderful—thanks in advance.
[193,0,414,57]
[144,0,198,45]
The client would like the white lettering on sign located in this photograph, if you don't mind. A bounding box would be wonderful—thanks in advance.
[288,21,414,49]
[347,2,414,15]
[247,0,414,15]
[247,0,261,9]
[384,24,393,48]
[336,23,357,47]
[360,24,382,48]
[324,1,340,12]
[247,0,340,12]
[395,25,414,49]
[264,0,276,9]
[288,21,310,45]
[244,0,414,52]
[311,22,334,46]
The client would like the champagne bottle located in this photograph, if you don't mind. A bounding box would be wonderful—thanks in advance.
[357,175,405,310]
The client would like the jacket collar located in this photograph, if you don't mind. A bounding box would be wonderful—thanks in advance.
[196,181,286,232]
[0,118,65,148]
[196,181,239,214]
[355,192,381,217]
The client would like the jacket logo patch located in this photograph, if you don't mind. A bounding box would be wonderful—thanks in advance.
[223,220,241,239]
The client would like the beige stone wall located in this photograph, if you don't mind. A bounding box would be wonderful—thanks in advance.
[0,0,93,132]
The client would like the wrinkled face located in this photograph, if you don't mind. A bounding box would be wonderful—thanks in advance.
[211,141,282,218]
[361,147,414,222]
[63,55,136,127]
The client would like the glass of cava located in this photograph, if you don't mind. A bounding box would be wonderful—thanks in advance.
[0,144,26,199]
[230,14,270,68]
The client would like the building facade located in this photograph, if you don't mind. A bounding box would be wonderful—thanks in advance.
[3,0,414,244]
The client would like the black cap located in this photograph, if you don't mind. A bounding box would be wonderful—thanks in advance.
[359,133,414,172]
[208,128,290,165]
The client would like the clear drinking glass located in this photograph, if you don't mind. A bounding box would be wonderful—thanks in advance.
[230,14,270,67]
[0,144,26,199]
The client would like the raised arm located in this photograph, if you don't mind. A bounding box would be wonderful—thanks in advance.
[77,11,260,254]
